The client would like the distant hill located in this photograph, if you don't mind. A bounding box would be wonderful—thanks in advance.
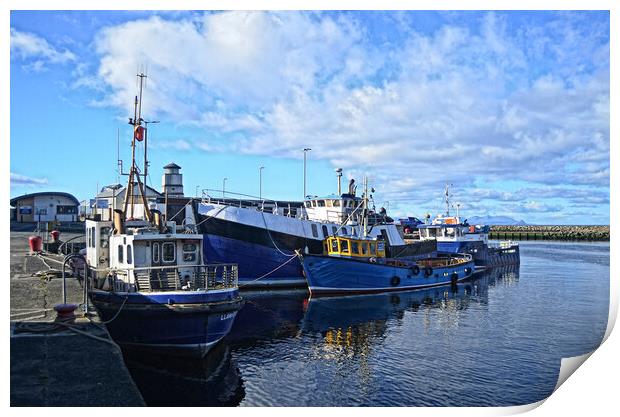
[466,215,527,226]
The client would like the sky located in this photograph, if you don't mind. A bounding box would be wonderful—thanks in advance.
[9,10,610,224]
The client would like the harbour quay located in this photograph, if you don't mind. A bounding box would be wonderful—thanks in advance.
[489,225,609,241]
[9,232,144,406]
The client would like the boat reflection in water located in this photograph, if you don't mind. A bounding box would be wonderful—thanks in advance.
[122,267,518,406]
[301,266,519,357]
[122,342,245,407]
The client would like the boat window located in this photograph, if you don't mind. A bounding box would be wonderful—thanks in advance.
[183,243,197,262]
[331,239,338,252]
[305,201,311,208]
[318,200,325,207]
[311,224,319,238]
[163,242,176,263]
[352,228,358,237]
[118,245,124,263]
[369,243,376,255]
[333,200,340,207]
[311,200,317,207]
[100,227,110,248]
[332,226,338,235]
[340,227,348,236]
[361,243,368,255]
[351,241,359,255]
[152,243,160,263]
[325,200,332,207]
[126,245,132,264]
[321,225,328,238]
[339,239,349,253]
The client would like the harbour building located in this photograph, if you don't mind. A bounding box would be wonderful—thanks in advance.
[10,192,79,223]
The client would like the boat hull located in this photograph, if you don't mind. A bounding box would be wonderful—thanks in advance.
[300,255,475,295]
[91,289,243,357]
[437,241,520,267]
[203,233,306,288]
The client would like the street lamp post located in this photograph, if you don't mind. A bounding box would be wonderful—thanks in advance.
[259,166,264,200]
[303,148,311,200]
[142,119,159,181]
[223,177,228,199]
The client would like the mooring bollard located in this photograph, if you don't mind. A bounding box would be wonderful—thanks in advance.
[54,253,87,321]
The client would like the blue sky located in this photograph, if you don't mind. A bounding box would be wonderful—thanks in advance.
[9,10,610,224]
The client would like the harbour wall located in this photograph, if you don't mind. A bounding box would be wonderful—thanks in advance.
[488,225,609,241]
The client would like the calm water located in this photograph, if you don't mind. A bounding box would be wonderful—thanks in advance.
[123,241,609,406]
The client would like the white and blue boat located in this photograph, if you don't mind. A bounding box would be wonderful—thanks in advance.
[416,185,520,267]
[85,74,242,357]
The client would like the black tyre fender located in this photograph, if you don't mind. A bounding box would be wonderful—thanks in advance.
[410,265,420,276]
[424,266,433,277]
[390,276,400,286]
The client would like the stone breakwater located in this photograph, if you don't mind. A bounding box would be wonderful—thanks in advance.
[489,225,609,241]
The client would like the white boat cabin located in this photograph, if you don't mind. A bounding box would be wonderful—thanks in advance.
[85,218,204,291]
[303,193,362,224]
[418,215,489,244]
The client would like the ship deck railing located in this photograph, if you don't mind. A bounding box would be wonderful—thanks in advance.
[489,241,520,249]
[93,263,238,293]
[380,254,472,268]
[201,189,303,214]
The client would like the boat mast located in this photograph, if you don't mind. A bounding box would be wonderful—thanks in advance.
[121,72,152,222]
[363,176,368,238]
[445,183,451,216]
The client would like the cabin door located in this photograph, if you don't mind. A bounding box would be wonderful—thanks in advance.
[150,241,178,290]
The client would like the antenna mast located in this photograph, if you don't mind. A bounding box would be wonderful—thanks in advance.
[445,183,451,216]
[121,72,152,222]
[363,176,369,238]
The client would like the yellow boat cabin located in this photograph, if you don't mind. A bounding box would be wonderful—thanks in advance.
[323,235,386,259]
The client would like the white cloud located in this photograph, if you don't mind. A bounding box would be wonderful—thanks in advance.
[10,28,75,71]
[81,11,608,221]
[10,172,48,186]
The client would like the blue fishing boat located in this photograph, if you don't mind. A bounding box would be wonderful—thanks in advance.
[85,73,242,357]
[298,178,475,295]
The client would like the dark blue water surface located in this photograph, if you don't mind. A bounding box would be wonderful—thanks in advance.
[123,241,609,406]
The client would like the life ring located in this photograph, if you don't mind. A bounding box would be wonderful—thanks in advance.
[390,276,400,286]
[424,266,433,277]
[411,265,420,276]
[450,272,458,284]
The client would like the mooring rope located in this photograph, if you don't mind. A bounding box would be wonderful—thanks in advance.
[259,209,296,257]
[194,204,228,228]
[238,254,299,287]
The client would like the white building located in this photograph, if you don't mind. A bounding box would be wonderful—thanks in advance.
[92,183,164,221]
[10,192,80,223]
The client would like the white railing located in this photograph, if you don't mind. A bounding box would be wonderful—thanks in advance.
[90,263,238,293]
